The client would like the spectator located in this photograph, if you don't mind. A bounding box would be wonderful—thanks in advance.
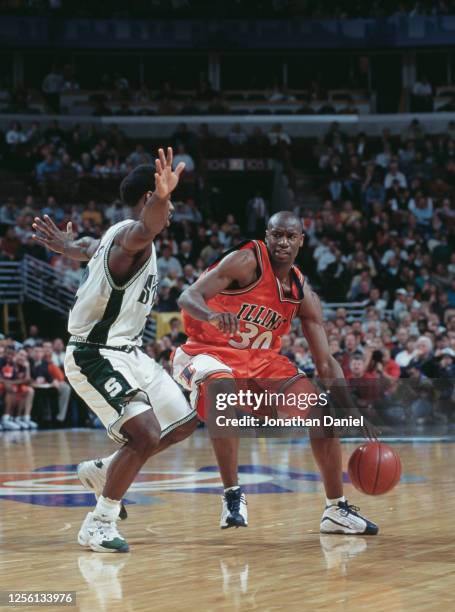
[401,118,426,142]
[105,200,131,225]
[182,264,198,287]
[155,279,179,312]
[346,353,382,424]
[228,123,248,148]
[384,161,408,189]
[408,195,433,228]
[0,198,18,225]
[164,317,187,346]
[6,121,27,145]
[41,65,63,113]
[41,196,65,224]
[0,347,36,430]
[411,78,433,112]
[0,227,22,260]
[63,259,83,292]
[36,154,62,184]
[339,98,359,114]
[173,144,195,173]
[268,123,291,147]
[51,338,66,369]
[24,325,43,348]
[246,191,269,237]
[177,241,195,267]
[341,332,363,375]
[157,246,183,278]
[409,335,439,378]
[200,234,223,266]
[42,341,71,424]
[82,200,104,226]
[127,145,152,167]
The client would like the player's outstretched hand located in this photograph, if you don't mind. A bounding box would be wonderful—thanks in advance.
[32,215,75,253]
[154,147,185,200]
[208,312,239,336]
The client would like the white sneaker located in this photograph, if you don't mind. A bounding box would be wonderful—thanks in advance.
[2,417,21,431]
[77,511,129,553]
[220,488,248,529]
[77,459,128,520]
[320,500,378,535]
[14,417,30,430]
[26,418,38,429]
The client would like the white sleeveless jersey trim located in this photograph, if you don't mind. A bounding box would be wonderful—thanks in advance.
[67,219,158,347]
[103,223,154,291]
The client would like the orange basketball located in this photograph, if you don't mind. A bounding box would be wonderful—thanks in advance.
[348,442,402,495]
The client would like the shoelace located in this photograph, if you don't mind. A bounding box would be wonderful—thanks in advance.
[94,519,120,539]
[225,491,242,514]
[339,502,360,517]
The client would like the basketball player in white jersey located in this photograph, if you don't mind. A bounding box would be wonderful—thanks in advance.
[32,148,197,553]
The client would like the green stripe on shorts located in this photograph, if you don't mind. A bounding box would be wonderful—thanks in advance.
[72,345,136,415]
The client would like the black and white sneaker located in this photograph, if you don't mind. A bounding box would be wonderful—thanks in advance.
[320,500,378,535]
[220,488,248,529]
[78,459,128,521]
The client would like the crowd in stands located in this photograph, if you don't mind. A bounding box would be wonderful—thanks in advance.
[0,118,292,202]
[1,116,455,429]
[1,0,455,19]
[0,330,72,431]
[0,76,372,117]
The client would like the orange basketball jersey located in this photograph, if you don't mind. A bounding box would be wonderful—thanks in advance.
[182,240,305,353]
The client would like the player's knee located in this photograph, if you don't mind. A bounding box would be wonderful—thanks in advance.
[166,416,198,444]
[132,428,161,458]
[197,373,236,421]
[121,409,161,458]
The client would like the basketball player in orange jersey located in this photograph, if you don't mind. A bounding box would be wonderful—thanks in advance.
[173,211,379,534]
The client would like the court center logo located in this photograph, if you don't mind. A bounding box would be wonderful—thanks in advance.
[0,464,424,508]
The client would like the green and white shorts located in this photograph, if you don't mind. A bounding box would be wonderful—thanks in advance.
[65,340,195,445]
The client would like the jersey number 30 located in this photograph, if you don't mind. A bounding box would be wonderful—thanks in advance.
[228,323,272,349]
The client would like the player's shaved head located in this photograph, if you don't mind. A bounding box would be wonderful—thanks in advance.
[265,211,304,267]
[267,211,303,233]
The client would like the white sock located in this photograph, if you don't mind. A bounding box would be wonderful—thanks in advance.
[326,495,346,507]
[2,415,11,421]
[94,495,120,522]
[224,486,240,493]
[23,415,31,422]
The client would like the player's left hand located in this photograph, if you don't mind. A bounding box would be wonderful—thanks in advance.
[208,311,239,336]
[32,215,75,253]
[154,147,185,199]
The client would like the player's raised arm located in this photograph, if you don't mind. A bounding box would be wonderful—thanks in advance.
[32,215,100,261]
[178,249,257,335]
[117,147,185,253]
[299,282,378,439]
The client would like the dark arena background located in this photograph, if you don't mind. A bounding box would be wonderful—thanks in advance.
[0,2,455,611]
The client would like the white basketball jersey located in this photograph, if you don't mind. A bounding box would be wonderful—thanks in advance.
[68,220,158,347]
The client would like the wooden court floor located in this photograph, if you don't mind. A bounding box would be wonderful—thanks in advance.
[0,429,454,612]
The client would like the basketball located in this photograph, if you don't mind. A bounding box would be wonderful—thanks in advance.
[348,442,402,495]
